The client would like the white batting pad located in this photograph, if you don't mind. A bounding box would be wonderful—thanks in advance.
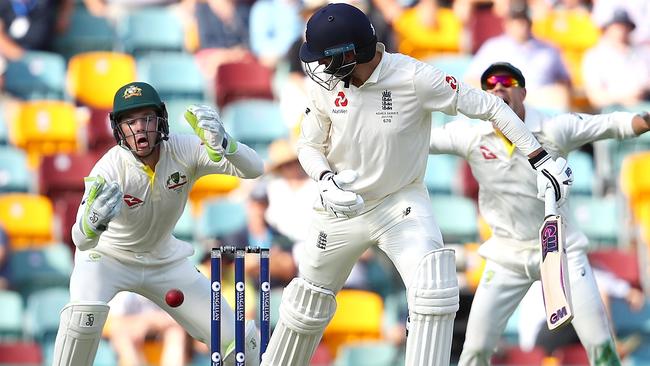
[405,249,459,366]
[223,320,260,366]
[51,301,109,366]
[260,278,337,366]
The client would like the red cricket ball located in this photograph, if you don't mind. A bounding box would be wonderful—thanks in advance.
[165,288,184,307]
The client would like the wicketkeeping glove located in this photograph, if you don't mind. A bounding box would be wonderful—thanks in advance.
[530,153,573,207]
[318,170,365,218]
[184,104,237,162]
[81,176,123,239]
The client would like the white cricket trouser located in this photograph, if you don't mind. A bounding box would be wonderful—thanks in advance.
[299,183,444,294]
[459,250,615,366]
[69,249,235,347]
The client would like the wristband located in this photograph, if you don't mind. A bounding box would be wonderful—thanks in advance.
[528,150,550,169]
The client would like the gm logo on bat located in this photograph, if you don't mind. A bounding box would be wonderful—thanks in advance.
[541,220,559,260]
[549,306,569,325]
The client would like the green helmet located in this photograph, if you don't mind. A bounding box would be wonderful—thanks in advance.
[109,81,169,148]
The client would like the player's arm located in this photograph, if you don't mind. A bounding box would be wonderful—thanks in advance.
[549,111,640,153]
[185,104,264,179]
[429,120,475,159]
[71,174,123,251]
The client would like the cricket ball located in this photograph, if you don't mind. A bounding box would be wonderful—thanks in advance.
[165,288,184,307]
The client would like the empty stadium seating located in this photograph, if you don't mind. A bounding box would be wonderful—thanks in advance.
[197,198,247,240]
[119,8,185,56]
[334,341,399,366]
[136,52,206,100]
[0,193,54,249]
[430,195,479,243]
[0,341,43,365]
[0,145,31,193]
[5,51,66,100]
[0,290,24,340]
[52,7,115,60]
[215,60,274,109]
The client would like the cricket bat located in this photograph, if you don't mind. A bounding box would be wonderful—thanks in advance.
[539,187,573,330]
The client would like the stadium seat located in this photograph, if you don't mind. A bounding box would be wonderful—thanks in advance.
[119,8,185,56]
[221,99,290,159]
[9,100,80,167]
[165,99,210,135]
[87,107,115,154]
[39,152,98,199]
[552,344,589,366]
[52,7,115,60]
[322,289,384,357]
[424,154,460,195]
[188,174,240,211]
[197,199,247,239]
[425,54,473,80]
[0,111,8,145]
[609,297,650,335]
[620,151,650,219]
[215,60,274,109]
[334,341,399,366]
[40,337,117,366]
[570,196,619,247]
[568,150,594,196]
[0,290,24,339]
[9,243,73,299]
[0,193,54,249]
[0,145,31,193]
[24,287,70,343]
[430,195,479,243]
[0,341,43,365]
[66,51,137,109]
[52,193,82,248]
[588,248,640,289]
[137,52,206,100]
[5,51,66,100]
[311,342,334,366]
[491,345,546,365]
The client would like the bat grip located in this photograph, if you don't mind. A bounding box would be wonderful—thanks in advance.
[544,186,557,217]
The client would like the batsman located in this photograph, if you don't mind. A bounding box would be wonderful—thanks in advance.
[429,62,650,365]
[261,4,573,366]
[51,82,264,366]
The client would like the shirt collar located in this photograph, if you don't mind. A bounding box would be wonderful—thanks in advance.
[361,43,386,86]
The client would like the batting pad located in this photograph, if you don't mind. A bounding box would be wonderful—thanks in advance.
[260,278,337,366]
[51,301,109,366]
[405,249,459,366]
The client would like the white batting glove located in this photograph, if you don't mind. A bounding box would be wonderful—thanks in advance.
[184,104,237,161]
[318,170,365,218]
[531,154,573,207]
[81,176,123,239]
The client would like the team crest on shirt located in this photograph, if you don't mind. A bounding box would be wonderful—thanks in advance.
[480,146,497,160]
[123,194,144,208]
[123,85,142,99]
[166,171,188,192]
[375,89,398,123]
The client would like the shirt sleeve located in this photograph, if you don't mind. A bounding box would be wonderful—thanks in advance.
[189,135,264,179]
[415,62,542,155]
[296,87,332,181]
[546,112,637,153]
[429,120,476,159]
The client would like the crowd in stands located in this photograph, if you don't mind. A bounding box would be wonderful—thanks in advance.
[0,0,650,365]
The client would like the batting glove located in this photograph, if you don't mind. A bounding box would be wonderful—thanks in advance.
[318,170,365,218]
[81,176,123,239]
[184,104,237,162]
[530,152,573,207]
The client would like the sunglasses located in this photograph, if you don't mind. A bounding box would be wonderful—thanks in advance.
[484,75,520,90]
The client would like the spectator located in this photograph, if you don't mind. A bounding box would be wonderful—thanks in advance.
[0,0,73,60]
[82,0,181,21]
[107,291,190,366]
[193,0,252,82]
[582,9,650,110]
[591,0,650,47]
[452,0,510,54]
[0,224,9,290]
[465,0,572,110]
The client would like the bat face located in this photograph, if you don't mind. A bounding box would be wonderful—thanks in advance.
[539,214,573,330]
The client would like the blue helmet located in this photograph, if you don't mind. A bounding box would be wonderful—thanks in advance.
[299,3,377,90]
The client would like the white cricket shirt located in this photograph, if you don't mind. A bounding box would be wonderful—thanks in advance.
[72,134,263,264]
[430,106,636,253]
[298,43,542,205]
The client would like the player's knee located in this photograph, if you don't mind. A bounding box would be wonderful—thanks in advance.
[279,278,337,334]
[407,248,459,316]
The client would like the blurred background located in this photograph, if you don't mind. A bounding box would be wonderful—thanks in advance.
[0,0,649,365]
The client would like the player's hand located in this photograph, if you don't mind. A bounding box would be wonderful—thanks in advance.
[184,104,237,161]
[82,176,123,239]
[318,170,365,218]
[533,155,573,206]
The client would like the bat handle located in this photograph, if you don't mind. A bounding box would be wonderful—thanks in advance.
[544,186,557,217]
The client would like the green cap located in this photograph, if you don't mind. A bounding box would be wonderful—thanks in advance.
[111,81,163,120]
